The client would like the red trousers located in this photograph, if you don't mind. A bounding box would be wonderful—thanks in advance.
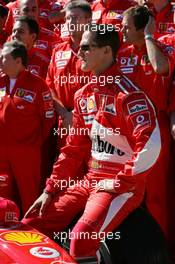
[0,144,41,215]
[22,176,145,259]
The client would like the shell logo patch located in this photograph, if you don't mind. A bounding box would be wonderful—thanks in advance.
[1,231,46,245]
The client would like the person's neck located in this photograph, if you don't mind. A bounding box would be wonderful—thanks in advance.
[71,35,82,50]
[154,0,169,12]
[8,67,25,79]
[93,60,114,77]
[132,38,145,49]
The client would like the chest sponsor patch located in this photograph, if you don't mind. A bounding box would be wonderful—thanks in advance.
[106,10,123,20]
[99,95,116,115]
[87,95,97,113]
[92,10,102,20]
[127,99,148,115]
[61,50,72,60]
[78,98,87,114]
[158,23,175,34]
[14,88,36,103]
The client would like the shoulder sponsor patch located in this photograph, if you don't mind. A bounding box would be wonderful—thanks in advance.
[127,99,148,115]
[14,88,36,103]
[131,111,151,131]
[61,50,72,60]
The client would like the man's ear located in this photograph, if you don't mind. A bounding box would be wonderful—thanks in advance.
[15,57,22,66]
[31,33,37,43]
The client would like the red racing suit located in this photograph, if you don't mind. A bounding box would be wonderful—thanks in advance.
[23,64,161,260]
[117,41,175,237]
[0,70,54,214]
[46,37,90,151]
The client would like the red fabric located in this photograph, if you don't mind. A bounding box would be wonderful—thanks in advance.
[28,47,50,79]
[46,38,90,110]
[118,42,175,112]
[0,198,19,225]
[118,41,175,237]
[0,70,54,213]
[154,2,175,39]
[23,63,160,259]
[91,0,134,30]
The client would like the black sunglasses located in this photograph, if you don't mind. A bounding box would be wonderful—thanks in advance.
[79,44,99,51]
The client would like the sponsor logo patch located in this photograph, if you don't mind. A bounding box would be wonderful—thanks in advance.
[28,65,40,76]
[92,10,101,20]
[131,111,151,131]
[15,88,36,103]
[127,99,148,115]
[78,98,87,113]
[1,231,46,245]
[36,40,48,50]
[30,246,60,259]
[87,95,97,113]
[42,91,52,101]
[45,110,54,118]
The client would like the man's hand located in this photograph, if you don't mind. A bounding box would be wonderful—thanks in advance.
[24,192,52,218]
[96,179,117,193]
[62,111,73,130]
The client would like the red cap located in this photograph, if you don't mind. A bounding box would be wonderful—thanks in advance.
[0,198,20,226]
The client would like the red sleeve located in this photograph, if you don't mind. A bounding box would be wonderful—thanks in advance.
[114,90,161,193]
[45,94,91,194]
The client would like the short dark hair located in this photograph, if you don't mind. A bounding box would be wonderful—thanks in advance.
[123,5,151,31]
[65,0,92,17]
[3,41,28,67]
[16,16,40,39]
[0,4,8,18]
[88,24,120,60]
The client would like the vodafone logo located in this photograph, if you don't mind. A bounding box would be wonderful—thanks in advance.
[136,115,145,124]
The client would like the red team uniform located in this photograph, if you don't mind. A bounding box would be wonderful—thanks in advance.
[117,41,175,237]
[46,38,90,110]
[0,70,54,213]
[27,47,49,79]
[23,64,161,259]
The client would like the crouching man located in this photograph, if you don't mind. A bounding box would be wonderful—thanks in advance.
[23,25,161,263]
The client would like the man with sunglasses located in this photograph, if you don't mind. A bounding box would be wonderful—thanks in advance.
[23,24,161,263]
